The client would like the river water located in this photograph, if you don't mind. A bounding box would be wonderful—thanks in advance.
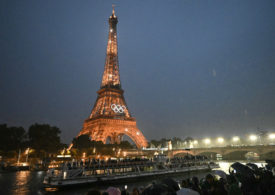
[0,161,266,195]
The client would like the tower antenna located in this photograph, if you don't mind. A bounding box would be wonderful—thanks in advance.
[112,4,116,16]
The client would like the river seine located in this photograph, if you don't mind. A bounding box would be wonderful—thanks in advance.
[0,161,266,195]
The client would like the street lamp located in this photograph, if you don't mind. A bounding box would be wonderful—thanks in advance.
[232,136,240,142]
[268,133,275,139]
[249,135,257,143]
[232,136,240,146]
[268,133,275,144]
[217,137,224,144]
[191,140,198,148]
[203,138,211,146]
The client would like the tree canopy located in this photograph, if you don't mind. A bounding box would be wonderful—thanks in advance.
[28,123,63,154]
[0,124,26,152]
[72,134,104,150]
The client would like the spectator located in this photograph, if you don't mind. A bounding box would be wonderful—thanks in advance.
[201,174,215,195]
[132,187,140,195]
[87,189,101,195]
[191,177,202,194]
[106,187,121,195]
[227,175,242,195]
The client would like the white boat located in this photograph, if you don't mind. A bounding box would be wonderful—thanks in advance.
[43,157,219,188]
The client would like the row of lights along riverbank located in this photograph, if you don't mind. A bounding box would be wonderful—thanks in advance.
[183,133,275,148]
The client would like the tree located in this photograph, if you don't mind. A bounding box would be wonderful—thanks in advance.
[0,124,26,153]
[257,128,268,144]
[172,137,182,148]
[160,138,169,148]
[119,141,134,149]
[183,137,194,142]
[150,140,161,148]
[28,123,63,155]
[72,134,92,151]
[182,137,194,148]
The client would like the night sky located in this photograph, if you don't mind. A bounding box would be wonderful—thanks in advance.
[1,0,275,144]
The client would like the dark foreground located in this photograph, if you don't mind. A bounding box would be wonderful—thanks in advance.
[0,161,273,195]
[88,161,275,195]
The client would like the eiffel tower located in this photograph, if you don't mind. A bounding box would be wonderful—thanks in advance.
[78,7,148,148]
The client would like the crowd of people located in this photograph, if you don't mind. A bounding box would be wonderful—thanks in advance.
[63,156,209,170]
[63,158,153,170]
[86,162,275,195]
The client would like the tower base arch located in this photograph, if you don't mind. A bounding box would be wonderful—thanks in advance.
[79,118,147,149]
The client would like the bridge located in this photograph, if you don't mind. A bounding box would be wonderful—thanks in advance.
[169,145,275,160]
[122,145,275,160]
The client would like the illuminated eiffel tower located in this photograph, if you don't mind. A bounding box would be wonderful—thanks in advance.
[78,7,148,148]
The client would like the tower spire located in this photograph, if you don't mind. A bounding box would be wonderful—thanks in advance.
[101,6,120,88]
[112,4,116,17]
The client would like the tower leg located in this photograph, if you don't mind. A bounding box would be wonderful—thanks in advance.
[110,136,116,144]
[109,133,122,144]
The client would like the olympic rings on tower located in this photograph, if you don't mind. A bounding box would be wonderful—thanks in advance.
[111,104,126,113]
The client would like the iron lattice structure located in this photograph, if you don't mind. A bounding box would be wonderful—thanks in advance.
[78,8,148,148]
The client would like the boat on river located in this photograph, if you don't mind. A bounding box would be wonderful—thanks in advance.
[43,156,219,188]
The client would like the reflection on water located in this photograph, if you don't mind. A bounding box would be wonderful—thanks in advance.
[0,161,267,195]
[14,171,30,195]
[0,171,46,195]
[45,187,58,192]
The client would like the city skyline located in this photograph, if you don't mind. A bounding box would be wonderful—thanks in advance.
[1,0,275,144]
